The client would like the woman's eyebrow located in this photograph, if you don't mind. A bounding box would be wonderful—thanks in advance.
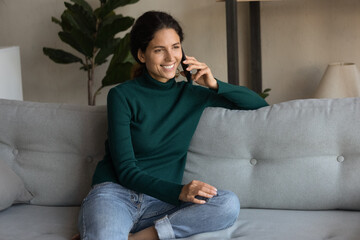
[153,46,166,49]
[153,42,181,49]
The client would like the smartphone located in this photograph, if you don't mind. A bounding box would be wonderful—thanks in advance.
[181,49,192,84]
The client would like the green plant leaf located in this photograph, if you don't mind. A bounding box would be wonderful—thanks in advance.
[61,9,79,32]
[107,34,133,68]
[59,30,94,57]
[95,38,121,65]
[65,2,96,35]
[96,0,139,19]
[43,48,83,64]
[259,88,271,99]
[96,16,134,47]
[70,0,93,15]
[51,17,62,27]
[101,34,135,87]
[101,13,122,26]
[101,62,134,87]
[95,13,123,48]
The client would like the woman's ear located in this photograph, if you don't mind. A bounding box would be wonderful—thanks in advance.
[137,49,146,63]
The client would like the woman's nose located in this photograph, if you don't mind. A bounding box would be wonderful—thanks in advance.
[164,50,174,61]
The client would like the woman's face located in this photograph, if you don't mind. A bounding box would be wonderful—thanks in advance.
[138,28,182,83]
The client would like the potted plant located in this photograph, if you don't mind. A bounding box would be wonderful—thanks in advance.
[43,0,139,105]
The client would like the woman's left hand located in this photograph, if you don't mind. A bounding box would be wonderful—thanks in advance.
[181,56,219,90]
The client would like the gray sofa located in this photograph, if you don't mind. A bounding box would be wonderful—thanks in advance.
[0,97,359,240]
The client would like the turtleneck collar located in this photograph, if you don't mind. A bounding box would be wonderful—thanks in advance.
[139,69,176,90]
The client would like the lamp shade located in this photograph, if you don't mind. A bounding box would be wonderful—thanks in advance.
[314,62,360,99]
[0,46,23,100]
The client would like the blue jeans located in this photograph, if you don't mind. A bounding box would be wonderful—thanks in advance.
[78,182,240,240]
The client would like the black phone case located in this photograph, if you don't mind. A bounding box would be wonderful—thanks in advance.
[181,49,192,84]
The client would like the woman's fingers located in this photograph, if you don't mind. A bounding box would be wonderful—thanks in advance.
[179,180,218,204]
[198,190,216,199]
[183,55,196,62]
[193,198,206,204]
[183,59,207,72]
[193,68,209,82]
[181,56,217,88]
[197,182,217,193]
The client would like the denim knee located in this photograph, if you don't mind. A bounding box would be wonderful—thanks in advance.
[213,190,240,227]
[78,182,134,240]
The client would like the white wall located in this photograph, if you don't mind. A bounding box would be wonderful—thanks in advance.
[262,0,360,104]
[1,0,360,105]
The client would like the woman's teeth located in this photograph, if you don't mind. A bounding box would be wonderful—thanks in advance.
[162,64,174,69]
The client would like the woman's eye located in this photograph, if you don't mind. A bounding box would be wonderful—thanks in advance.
[154,49,162,53]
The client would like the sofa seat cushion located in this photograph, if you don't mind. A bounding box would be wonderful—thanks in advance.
[179,209,360,240]
[1,205,359,240]
[0,205,79,240]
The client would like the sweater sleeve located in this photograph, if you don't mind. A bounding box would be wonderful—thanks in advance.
[208,79,269,110]
[107,88,183,205]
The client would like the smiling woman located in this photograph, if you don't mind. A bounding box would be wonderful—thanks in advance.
[137,28,182,83]
[129,11,184,81]
[76,10,268,240]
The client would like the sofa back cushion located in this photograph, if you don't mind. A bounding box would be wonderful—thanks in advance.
[183,98,360,210]
[0,99,106,206]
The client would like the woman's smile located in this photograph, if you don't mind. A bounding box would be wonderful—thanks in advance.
[161,63,175,69]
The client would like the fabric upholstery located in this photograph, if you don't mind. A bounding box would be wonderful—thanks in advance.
[180,209,360,240]
[183,98,360,210]
[0,158,33,211]
[1,97,360,239]
[1,205,359,240]
[0,99,107,206]
[0,204,79,240]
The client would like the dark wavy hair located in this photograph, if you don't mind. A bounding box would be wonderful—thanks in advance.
[130,11,184,77]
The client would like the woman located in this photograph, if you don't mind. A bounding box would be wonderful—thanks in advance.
[78,11,268,240]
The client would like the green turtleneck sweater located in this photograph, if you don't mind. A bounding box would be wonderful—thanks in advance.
[92,71,268,205]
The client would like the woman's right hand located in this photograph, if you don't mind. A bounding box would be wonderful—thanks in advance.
[179,180,218,204]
